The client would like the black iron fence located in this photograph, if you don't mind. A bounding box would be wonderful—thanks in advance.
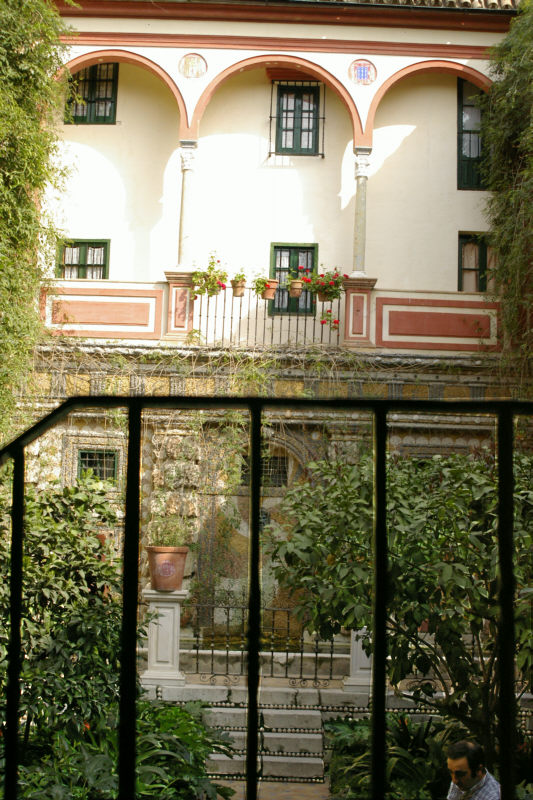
[1,396,531,800]
[191,288,343,348]
[182,601,343,685]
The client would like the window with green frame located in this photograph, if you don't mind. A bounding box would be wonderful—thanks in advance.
[66,63,119,125]
[78,450,118,482]
[270,244,317,314]
[59,240,109,279]
[275,85,320,155]
[458,79,484,190]
[458,234,495,291]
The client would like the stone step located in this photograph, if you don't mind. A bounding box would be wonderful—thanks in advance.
[204,706,323,731]
[261,708,323,731]
[226,730,323,755]
[262,756,324,779]
[207,753,324,780]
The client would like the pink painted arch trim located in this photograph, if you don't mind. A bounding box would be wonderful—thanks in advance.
[362,60,491,147]
[189,54,363,144]
[63,49,189,135]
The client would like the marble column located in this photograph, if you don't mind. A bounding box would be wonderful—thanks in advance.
[351,148,372,277]
[178,141,197,269]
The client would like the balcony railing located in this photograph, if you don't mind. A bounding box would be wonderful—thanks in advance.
[1,396,531,800]
[191,288,343,349]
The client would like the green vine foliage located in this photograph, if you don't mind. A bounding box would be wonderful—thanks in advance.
[267,453,533,768]
[480,0,533,383]
[0,0,70,445]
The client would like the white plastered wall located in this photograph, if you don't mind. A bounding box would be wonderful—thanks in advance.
[53,55,491,294]
[365,73,489,292]
[192,69,355,276]
[56,63,181,282]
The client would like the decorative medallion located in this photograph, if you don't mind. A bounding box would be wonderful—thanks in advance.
[179,53,207,79]
[348,59,377,85]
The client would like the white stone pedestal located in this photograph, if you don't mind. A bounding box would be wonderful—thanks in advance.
[140,588,188,690]
[343,628,372,694]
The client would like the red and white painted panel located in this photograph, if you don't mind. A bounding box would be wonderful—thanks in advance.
[375,296,499,352]
[42,285,163,340]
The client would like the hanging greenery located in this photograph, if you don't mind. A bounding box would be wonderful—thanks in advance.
[0,0,70,444]
[480,0,533,385]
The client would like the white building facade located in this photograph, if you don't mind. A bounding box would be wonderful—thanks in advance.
[44,0,514,354]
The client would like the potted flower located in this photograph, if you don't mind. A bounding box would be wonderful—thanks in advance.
[289,268,305,298]
[252,275,279,300]
[190,254,228,298]
[231,272,247,297]
[145,516,192,591]
[301,268,348,302]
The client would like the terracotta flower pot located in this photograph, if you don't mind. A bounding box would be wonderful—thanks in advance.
[146,545,188,591]
[231,279,246,298]
[261,279,279,300]
[289,279,304,298]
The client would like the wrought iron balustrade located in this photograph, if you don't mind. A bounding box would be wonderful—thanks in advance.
[181,600,344,686]
[1,395,531,800]
[191,287,343,349]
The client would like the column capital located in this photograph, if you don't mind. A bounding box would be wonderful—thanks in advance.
[180,140,198,171]
[354,148,372,180]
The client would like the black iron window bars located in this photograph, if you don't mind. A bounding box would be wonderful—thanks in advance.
[1,396,530,800]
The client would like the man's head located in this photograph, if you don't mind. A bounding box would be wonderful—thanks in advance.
[447,741,486,792]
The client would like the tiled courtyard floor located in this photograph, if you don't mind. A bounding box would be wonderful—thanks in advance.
[217,780,330,799]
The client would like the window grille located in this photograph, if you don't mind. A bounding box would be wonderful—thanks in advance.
[241,453,288,487]
[269,81,325,157]
[78,449,118,481]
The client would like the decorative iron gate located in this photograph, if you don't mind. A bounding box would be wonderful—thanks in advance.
[1,396,530,800]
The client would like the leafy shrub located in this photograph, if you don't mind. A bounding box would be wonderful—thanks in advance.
[0,473,234,798]
[268,453,533,765]
[0,474,123,740]
[16,701,234,800]
[326,714,464,800]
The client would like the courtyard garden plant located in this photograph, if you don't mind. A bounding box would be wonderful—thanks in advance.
[267,452,533,769]
[0,471,233,799]
[326,714,464,800]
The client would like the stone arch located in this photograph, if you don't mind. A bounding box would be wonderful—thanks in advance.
[189,54,364,145]
[63,49,189,136]
[362,60,491,148]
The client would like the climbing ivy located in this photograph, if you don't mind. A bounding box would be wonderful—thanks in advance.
[0,0,70,444]
[480,0,533,385]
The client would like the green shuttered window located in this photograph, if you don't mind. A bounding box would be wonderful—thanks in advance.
[458,234,494,292]
[458,79,484,190]
[270,244,317,315]
[59,240,109,279]
[275,85,320,155]
[67,63,118,125]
